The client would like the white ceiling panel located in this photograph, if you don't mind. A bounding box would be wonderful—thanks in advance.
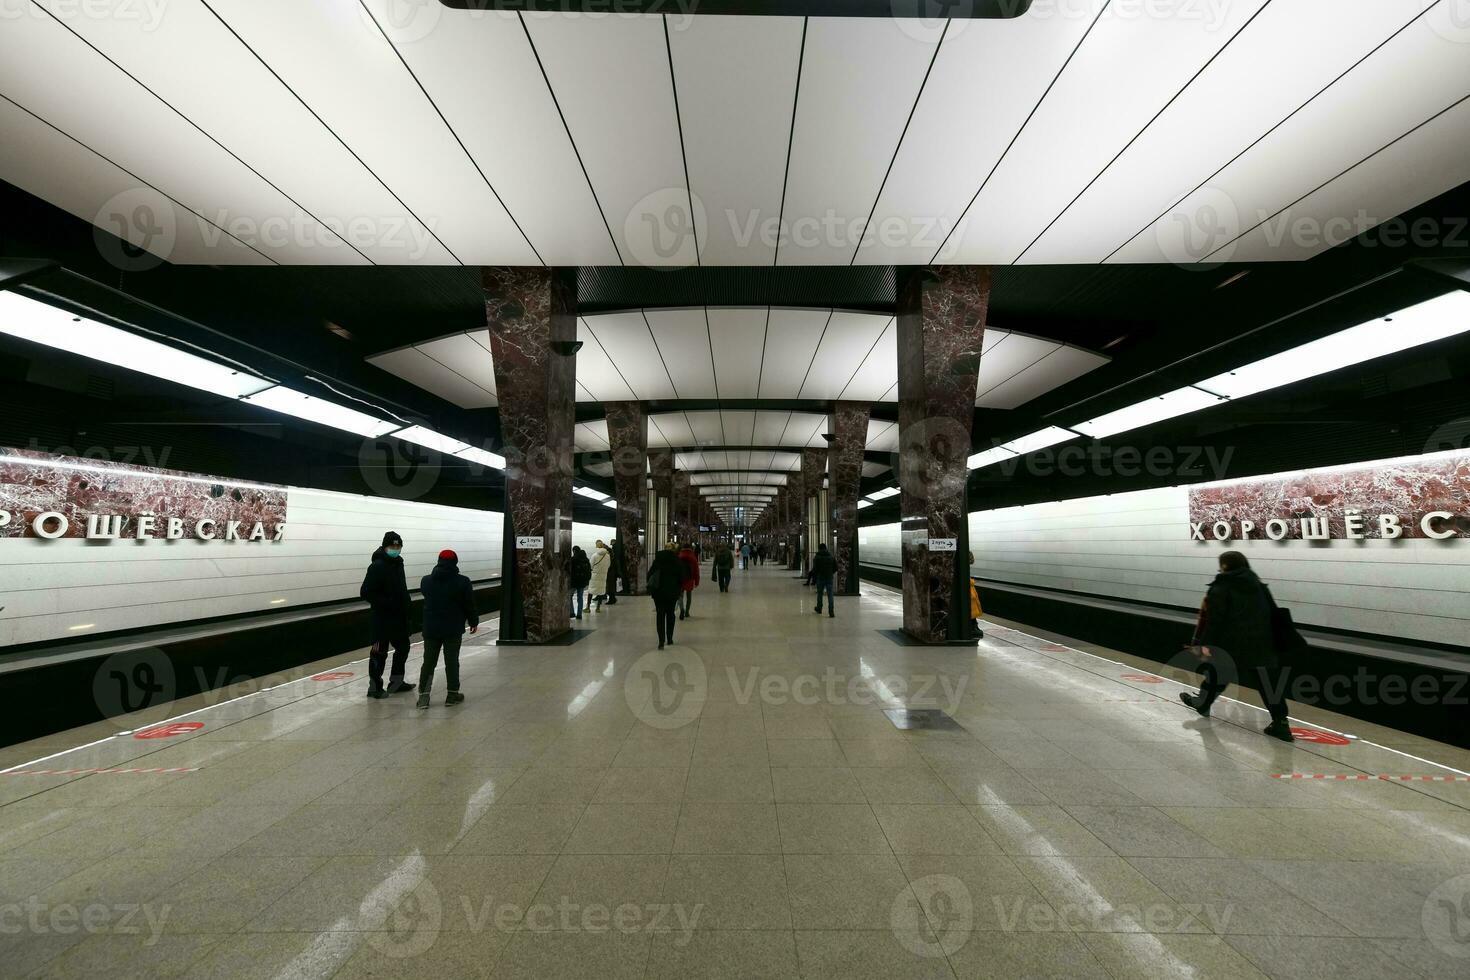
[977,344,1108,410]
[1117,6,1470,265]
[584,461,614,477]
[856,0,1105,265]
[650,413,697,448]
[583,312,676,400]
[799,311,889,400]
[1228,93,1470,262]
[645,309,717,398]
[670,16,803,265]
[684,411,725,446]
[364,3,619,264]
[206,0,535,264]
[766,451,802,471]
[861,461,891,477]
[972,331,1060,402]
[1022,0,1436,263]
[778,18,938,266]
[0,15,362,266]
[30,0,454,265]
[367,344,494,410]
[721,410,757,447]
[420,332,499,397]
[947,0,1269,264]
[867,420,900,452]
[575,420,610,452]
[754,411,793,446]
[784,412,828,446]
[838,318,897,401]
[575,319,636,402]
[707,308,768,397]
[758,309,829,398]
[523,14,690,266]
[0,96,266,266]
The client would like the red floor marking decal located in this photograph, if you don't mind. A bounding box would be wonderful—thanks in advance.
[133,722,204,739]
[1272,773,1470,782]
[1120,673,1165,683]
[311,671,355,681]
[1289,728,1350,745]
[1040,644,1071,652]
[3,767,200,775]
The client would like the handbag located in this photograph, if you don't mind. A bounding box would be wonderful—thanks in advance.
[647,565,662,593]
[1270,605,1307,655]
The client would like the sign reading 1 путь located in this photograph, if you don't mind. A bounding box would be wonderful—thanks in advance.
[0,449,287,543]
[516,536,545,550]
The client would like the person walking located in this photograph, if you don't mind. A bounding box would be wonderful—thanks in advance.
[967,550,984,639]
[713,541,734,592]
[569,545,592,620]
[360,531,415,699]
[608,537,625,603]
[677,541,700,619]
[590,540,610,611]
[648,543,686,650]
[810,542,837,617]
[740,542,752,569]
[1180,551,1295,742]
[415,550,478,709]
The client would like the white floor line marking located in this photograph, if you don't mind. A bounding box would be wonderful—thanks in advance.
[1,616,504,775]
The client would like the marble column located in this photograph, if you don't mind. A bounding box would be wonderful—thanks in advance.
[896,266,988,644]
[605,401,646,594]
[784,472,803,570]
[650,449,673,551]
[801,448,828,574]
[485,266,577,644]
[671,470,691,543]
[828,402,871,595]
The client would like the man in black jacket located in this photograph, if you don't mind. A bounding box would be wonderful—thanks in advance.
[811,542,837,618]
[360,531,415,699]
[1181,551,1294,741]
[416,550,479,709]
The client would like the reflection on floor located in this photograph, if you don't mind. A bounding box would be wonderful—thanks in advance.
[2,566,1468,978]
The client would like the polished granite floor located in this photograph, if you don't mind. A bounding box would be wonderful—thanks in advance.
[3,565,1469,979]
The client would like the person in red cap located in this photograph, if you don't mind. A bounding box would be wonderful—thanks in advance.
[416,548,479,709]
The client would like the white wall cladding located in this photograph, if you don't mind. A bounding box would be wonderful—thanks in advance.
[0,488,616,648]
[862,484,1470,648]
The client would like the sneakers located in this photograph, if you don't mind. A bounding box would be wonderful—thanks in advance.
[385,679,416,695]
[1262,721,1295,742]
[814,605,822,614]
[366,684,388,700]
[1179,692,1209,716]
[416,692,430,710]
[446,692,464,706]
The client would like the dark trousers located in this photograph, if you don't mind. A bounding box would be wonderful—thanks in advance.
[814,578,835,615]
[1196,661,1289,726]
[571,587,585,619]
[419,635,462,694]
[716,568,731,591]
[655,599,677,645]
[369,622,410,688]
[680,590,693,616]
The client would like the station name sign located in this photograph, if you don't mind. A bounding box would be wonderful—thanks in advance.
[1187,451,1468,543]
[0,449,287,544]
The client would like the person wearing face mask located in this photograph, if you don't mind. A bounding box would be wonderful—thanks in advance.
[360,531,415,699]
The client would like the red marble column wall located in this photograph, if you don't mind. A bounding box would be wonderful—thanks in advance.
[829,402,871,595]
[604,401,646,593]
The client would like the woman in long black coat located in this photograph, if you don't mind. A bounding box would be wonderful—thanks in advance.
[648,543,686,650]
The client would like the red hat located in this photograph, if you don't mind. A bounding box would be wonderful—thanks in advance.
[438,549,458,562]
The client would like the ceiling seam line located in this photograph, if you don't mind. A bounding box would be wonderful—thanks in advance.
[1099,2,1439,264]
[792,308,834,405]
[663,15,700,268]
[195,0,462,265]
[581,317,641,401]
[640,309,681,399]
[1012,0,1273,265]
[515,11,623,265]
[847,21,950,267]
[1202,91,1470,264]
[33,4,374,266]
[772,17,808,268]
[358,0,543,265]
[927,0,1112,265]
[703,306,726,446]
[417,346,498,404]
[975,340,1058,403]
[836,315,895,402]
[0,92,278,267]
